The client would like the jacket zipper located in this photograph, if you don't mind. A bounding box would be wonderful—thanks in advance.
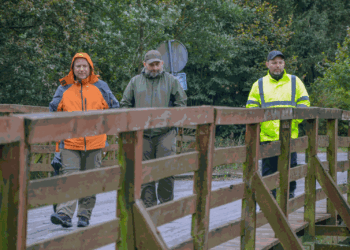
[80,83,87,151]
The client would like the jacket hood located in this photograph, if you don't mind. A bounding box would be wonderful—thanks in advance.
[59,52,99,86]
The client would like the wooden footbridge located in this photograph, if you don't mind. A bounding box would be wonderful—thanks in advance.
[1,104,350,249]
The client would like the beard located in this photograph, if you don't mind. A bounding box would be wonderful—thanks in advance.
[269,70,284,81]
[144,67,164,78]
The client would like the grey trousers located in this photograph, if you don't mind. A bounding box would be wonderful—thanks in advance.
[56,148,102,219]
[141,129,176,208]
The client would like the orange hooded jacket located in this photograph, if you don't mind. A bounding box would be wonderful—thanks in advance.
[49,53,119,151]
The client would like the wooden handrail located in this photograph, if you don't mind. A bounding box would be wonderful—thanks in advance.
[3,105,350,250]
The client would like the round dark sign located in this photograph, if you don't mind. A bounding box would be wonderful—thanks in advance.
[157,40,188,73]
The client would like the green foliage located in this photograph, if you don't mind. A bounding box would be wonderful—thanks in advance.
[310,29,350,135]
[311,29,350,110]
[2,0,350,139]
[265,0,350,86]
[0,0,293,109]
[181,0,293,107]
[0,0,94,105]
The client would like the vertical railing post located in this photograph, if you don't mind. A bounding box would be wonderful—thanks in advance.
[117,130,143,250]
[348,122,350,207]
[277,119,292,216]
[304,118,318,241]
[0,120,26,250]
[191,122,215,249]
[176,127,184,154]
[240,123,260,250]
[326,119,338,226]
[18,118,31,250]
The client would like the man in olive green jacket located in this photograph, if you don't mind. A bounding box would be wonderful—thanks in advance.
[121,50,187,207]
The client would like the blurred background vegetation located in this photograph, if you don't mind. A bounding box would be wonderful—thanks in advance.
[2,0,350,137]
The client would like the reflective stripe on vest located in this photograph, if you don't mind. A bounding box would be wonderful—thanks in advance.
[258,75,296,108]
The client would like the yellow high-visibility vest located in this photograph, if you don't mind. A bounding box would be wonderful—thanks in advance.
[246,70,310,142]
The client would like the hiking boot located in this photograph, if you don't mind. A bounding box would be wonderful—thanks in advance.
[271,189,276,199]
[77,216,89,227]
[51,213,72,228]
[289,192,295,199]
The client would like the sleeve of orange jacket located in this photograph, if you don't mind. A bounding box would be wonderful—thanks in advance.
[94,80,120,109]
[49,85,70,112]
[49,86,63,152]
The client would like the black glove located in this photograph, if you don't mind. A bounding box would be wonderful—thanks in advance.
[51,152,62,176]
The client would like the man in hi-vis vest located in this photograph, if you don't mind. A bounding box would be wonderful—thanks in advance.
[246,50,310,199]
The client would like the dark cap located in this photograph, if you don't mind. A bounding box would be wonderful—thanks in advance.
[144,50,162,63]
[267,50,284,61]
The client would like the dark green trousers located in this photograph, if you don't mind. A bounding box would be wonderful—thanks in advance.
[56,148,102,219]
[141,129,176,208]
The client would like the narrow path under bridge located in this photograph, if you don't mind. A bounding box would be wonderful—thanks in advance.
[27,153,349,249]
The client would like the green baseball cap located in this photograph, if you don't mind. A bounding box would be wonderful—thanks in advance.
[144,50,162,63]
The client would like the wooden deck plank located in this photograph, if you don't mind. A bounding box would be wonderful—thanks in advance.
[211,197,337,250]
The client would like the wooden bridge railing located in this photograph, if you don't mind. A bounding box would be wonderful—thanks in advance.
[1,105,350,249]
[0,104,120,171]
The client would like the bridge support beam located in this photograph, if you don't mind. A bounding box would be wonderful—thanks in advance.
[117,130,143,250]
[277,119,292,216]
[0,117,27,250]
[326,119,338,226]
[304,118,318,241]
[240,123,260,249]
[191,123,215,249]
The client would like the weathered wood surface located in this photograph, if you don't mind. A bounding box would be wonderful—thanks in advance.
[315,225,350,236]
[314,243,350,250]
[4,105,350,250]
[304,118,318,240]
[142,152,199,183]
[26,219,119,250]
[0,104,49,114]
[133,199,168,250]
[252,173,304,250]
[0,141,26,250]
[315,155,350,229]
[26,153,349,250]
[28,166,122,207]
[191,123,215,249]
[0,116,24,144]
[277,119,292,216]
[240,123,260,249]
[18,106,214,144]
[147,194,197,227]
[326,119,338,225]
[116,130,143,249]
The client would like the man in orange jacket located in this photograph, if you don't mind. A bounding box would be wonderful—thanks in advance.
[49,53,119,228]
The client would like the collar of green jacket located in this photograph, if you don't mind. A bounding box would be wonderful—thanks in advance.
[266,69,289,83]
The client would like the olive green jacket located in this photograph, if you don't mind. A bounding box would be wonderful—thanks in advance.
[120,69,187,137]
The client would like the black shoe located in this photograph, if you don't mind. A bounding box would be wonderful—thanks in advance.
[289,192,295,199]
[77,216,89,227]
[51,213,72,228]
[271,189,276,199]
